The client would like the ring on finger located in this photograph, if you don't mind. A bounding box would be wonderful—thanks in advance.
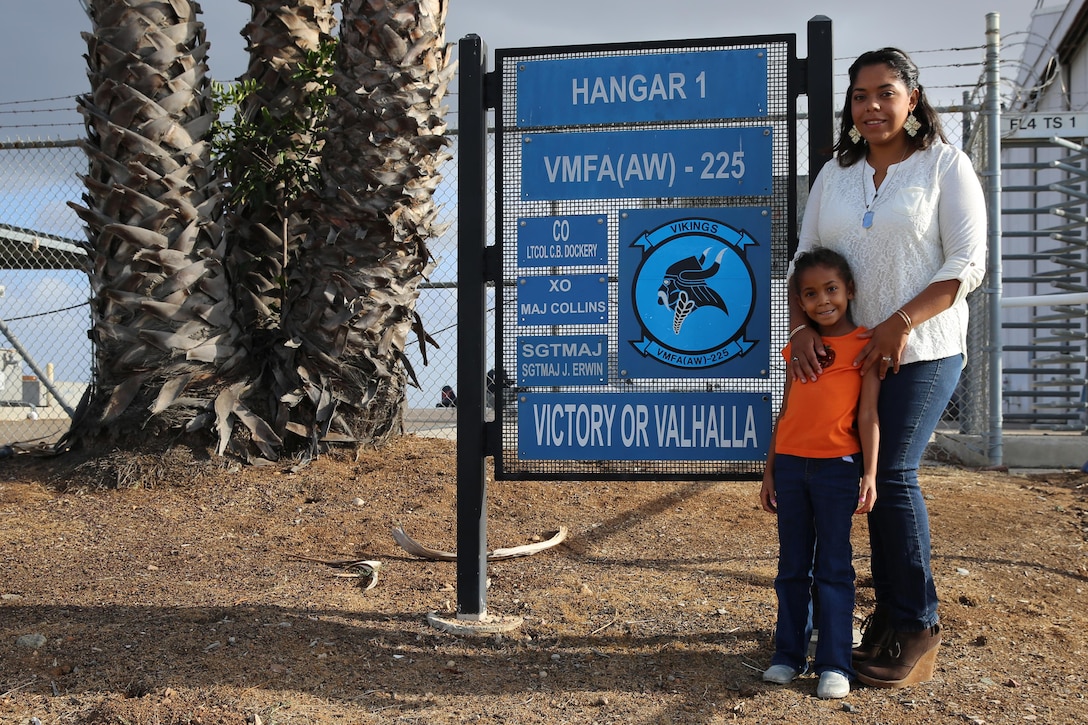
[882,356,892,363]
[791,356,799,362]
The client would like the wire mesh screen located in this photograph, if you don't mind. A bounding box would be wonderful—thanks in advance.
[491,38,797,480]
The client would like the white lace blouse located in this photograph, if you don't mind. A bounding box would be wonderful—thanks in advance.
[796,140,987,365]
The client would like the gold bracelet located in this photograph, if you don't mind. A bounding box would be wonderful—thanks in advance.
[788,324,808,341]
[894,308,913,332]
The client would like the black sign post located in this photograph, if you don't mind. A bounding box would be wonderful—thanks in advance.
[431,35,524,634]
[453,34,489,621]
[806,16,835,190]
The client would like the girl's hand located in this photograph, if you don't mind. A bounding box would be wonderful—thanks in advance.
[760,475,778,513]
[856,476,878,514]
[788,325,824,383]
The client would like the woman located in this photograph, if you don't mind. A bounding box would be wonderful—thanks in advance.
[789,47,986,688]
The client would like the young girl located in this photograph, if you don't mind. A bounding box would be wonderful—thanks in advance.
[760,247,880,699]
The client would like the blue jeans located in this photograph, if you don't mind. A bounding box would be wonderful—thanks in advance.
[771,454,862,677]
[869,355,962,632]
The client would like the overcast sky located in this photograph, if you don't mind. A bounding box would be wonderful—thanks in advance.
[0,0,1054,140]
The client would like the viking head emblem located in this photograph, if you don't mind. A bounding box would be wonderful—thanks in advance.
[657,247,728,334]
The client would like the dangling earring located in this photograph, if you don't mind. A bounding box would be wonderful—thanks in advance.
[904,112,921,137]
[848,125,862,144]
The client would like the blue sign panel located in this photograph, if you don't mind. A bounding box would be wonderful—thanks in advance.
[518,214,608,268]
[517,391,771,461]
[516,49,768,127]
[517,334,609,386]
[521,127,772,201]
[518,274,609,325]
[618,208,771,379]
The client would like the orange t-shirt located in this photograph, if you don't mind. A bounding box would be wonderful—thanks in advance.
[774,329,869,459]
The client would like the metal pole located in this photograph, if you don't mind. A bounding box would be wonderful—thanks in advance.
[0,317,75,417]
[961,91,972,152]
[985,13,1004,465]
[806,16,834,192]
[455,34,490,620]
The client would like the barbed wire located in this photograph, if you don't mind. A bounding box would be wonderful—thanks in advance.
[0,94,81,107]
[0,122,83,130]
[0,93,82,131]
[0,107,76,116]
[0,41,1044,123]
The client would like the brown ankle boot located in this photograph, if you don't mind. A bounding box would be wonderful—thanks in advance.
[852,607,892,663]
[855,624,941,688]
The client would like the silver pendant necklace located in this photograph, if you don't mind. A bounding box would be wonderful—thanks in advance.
[862,148,909,229]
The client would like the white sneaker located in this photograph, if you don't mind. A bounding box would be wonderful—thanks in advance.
[817,671,850,699]
[762,664,800,684]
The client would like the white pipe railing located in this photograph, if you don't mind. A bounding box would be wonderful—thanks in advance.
[1000,292,1088,308]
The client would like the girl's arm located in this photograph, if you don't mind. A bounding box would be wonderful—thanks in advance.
[855,370,880,514]
[786,286,825,384]
[760,373,792,514]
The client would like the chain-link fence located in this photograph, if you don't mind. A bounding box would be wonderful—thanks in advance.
[0,140,89,448]
[0,103,1021,452]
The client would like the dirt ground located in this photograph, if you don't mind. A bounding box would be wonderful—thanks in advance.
[1,435,1086,725]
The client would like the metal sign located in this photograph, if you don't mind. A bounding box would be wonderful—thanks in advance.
[517,273,609,325]
[516,48,768,127]
[455,20,826,625]
[517,391,771,461]
[520,127,773,200]
[491,33,801,480]
[618,207,771,379]
[517,334,608,386]
[1002,112,1088,139]
[518,214,608,267]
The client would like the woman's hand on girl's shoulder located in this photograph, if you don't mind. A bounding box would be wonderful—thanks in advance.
[788,326,824,383]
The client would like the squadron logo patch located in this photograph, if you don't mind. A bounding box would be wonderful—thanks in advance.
[627,216,758,370]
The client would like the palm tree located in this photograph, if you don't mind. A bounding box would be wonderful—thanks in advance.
[222,0,339,462]
[64,0,452,469]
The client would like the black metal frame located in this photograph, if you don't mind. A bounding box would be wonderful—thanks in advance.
[487,32,823,481]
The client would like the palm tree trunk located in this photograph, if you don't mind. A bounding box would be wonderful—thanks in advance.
[220,0,339,459]
[277,0,454,456]
[67,0,241,444]
[231,0,337,334]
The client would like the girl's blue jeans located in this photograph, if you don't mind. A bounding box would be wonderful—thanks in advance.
[869,354,962,631]
[771,453,862,677]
